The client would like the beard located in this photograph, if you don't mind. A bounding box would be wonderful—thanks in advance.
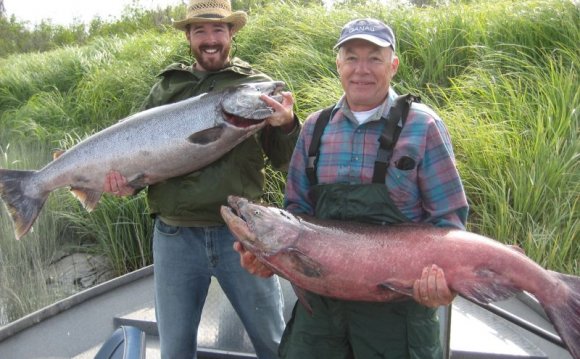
[191,43,232,72]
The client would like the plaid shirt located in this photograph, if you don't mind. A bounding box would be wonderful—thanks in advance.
[284,89,468,229]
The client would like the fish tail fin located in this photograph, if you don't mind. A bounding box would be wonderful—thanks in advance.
[0,169,47,240]
[542,271,580,359]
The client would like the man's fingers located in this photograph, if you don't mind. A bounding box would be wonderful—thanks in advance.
[233,242,273,278]
[260,94,282,110]
[280,91,294,106]
[233,241,244,253]
[427,265,438,299]
[104,171,120,193]
[104,170,134,196]
[419,266,430,301]
[413,264,455,307]
[435,269,447,303]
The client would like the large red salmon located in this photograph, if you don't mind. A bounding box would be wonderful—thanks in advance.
[221,195,580,359]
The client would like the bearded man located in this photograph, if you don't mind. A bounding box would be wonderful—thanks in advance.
[104,0,299,357]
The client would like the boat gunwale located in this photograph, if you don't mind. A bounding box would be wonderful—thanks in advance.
[0,264,154,342]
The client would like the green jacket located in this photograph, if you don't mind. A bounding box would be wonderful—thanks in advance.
[142,58,300,226]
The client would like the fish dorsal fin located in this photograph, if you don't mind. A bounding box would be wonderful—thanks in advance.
[188,125,226,145]
[52,149,65,160]
[70,187,102,211]
[507,244,526,255]
[284,248,323,278]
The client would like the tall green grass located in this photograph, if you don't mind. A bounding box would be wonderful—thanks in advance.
[56,193,154,275]
[0,140,81,323]
[433,46,579,274]
[0,0,578,324]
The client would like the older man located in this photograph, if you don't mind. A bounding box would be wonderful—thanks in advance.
[236,18,469,358]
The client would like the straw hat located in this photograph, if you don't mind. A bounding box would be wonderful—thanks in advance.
[172,0,248,33]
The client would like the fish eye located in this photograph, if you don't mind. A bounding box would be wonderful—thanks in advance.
[253,209,261,216]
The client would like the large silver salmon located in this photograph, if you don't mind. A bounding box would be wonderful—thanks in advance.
[0,82,285,240]
[221,195,580,359]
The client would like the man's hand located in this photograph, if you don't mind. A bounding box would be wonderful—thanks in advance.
[412,264,455,307]
[233,241,274,278]
[103,170,135,196]
[260,91,296,133]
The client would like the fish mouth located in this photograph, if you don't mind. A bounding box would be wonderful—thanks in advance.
[224,195,253,225]
[223,114,268,129]
[220,196,257,245]
[269,82,286,101]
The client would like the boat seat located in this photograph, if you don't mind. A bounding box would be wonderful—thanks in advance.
[94,325,146,359]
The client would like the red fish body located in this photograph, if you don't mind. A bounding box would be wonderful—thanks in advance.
[221,196,580,359]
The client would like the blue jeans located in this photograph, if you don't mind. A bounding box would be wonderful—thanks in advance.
[153,218,285,359]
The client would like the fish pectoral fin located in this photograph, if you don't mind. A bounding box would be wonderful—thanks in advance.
[285,249,323,278]
[127,174,147,190]
[292,284,314,315]
[70,187,102,211]
[378,280,414,296]
[188,125,226,145]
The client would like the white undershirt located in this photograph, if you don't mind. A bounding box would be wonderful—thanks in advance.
[352,106,381,125]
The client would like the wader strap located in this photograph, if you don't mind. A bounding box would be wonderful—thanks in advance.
[372,94,420,183]
[306,106,334,185]
[306,95,420,186]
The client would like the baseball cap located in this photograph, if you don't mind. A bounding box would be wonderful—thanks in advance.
[334,18,396,51]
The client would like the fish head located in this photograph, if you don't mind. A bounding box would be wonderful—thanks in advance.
[220,81,285,124]
[221,195,301,255]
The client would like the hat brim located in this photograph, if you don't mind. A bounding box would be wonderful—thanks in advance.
[334,34,394,50]
[172,12,247,33]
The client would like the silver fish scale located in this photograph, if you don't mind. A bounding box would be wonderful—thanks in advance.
[33,85,273,193]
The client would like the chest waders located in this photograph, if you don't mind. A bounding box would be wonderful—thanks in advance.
[280,95,443,359]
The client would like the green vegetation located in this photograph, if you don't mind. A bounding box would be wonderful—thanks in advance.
[0,0,578,324]
[0,3,184,56]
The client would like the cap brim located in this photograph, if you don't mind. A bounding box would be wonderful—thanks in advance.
[334,34,393,49]
[172,12,247,33]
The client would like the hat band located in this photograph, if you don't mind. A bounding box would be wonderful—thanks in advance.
[194,13,226,19]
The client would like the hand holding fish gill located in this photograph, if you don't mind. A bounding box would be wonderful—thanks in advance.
[233,241,275,278]
[260,91,296,132]
[413,264,456,308]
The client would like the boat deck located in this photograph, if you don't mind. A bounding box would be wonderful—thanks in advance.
[0,265,572,359]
